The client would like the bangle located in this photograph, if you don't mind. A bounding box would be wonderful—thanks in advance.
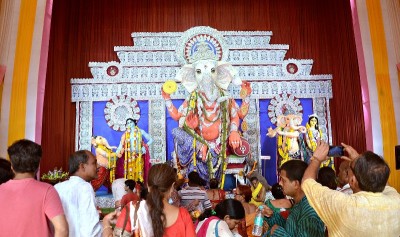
[103,225,113,232]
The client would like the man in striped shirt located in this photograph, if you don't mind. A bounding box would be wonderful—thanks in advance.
[262,160,325,237]
[179,171,212,212]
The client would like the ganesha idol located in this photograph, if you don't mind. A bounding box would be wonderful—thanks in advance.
[90,135,118,191]
[162,33,252,187]
[267,114,307,167]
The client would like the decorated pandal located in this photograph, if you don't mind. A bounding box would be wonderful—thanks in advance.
[70,26,333,207]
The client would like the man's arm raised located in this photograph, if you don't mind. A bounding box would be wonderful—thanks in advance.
[302,140,329,182]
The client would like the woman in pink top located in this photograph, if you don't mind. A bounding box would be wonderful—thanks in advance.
[103,164,196,237]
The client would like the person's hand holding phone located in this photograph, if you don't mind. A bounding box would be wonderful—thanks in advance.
[341,143,360,161]
[312,140,329,162]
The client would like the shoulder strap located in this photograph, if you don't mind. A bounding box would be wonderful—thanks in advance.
[134,201,139,225]
[196,216,219,237]
[121,201,140,236]
[121,204,130,236]
[214,220,221,236]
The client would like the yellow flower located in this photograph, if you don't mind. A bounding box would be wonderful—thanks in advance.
[189,99,196,108]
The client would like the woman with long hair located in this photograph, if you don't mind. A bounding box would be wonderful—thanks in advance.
[103,163,196,237]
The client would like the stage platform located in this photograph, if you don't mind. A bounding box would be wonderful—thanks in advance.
[95,185,115,208]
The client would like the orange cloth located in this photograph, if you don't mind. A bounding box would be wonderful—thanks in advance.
[245,212,257,237]
[164,207,196,237]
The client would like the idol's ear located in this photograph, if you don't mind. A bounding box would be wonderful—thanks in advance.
[277,115,286,128]
[216,61,241,90]
[175,64,197,93]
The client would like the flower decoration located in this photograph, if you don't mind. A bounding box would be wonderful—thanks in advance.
[41,168,69,183]
[162,80,178,94]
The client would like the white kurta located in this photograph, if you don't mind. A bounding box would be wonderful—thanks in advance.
[55,176,102,237]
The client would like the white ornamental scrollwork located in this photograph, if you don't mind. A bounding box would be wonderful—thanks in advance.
[104,95,140,131]
[268,93,303,125]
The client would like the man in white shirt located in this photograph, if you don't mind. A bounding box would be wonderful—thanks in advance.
[55,150,102,237]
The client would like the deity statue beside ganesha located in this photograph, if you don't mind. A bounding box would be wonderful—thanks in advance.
[267,113,334,169]
[90,118,153,192]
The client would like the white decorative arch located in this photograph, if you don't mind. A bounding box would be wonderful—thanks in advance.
[71,26,332,164]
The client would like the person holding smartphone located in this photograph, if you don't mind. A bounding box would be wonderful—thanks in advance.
[302,141,400,236]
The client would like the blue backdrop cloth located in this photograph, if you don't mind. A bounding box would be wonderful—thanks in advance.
[92,98,313,187]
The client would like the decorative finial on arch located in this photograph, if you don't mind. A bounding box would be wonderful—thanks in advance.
[176,26,229,65]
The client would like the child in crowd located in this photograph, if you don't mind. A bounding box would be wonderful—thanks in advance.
[264,183,294,220]
[119,179,139,208]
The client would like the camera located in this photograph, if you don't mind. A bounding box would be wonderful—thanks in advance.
[327,146,344,157]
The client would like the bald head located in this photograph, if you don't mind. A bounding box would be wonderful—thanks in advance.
[337,161,350,187]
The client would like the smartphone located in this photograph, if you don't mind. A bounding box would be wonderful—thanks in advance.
[328,146,344,157]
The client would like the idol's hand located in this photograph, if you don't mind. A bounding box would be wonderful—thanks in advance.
[229,131,241,149]
[240,80,252,96]
[185,112,199,129]
[200,145,208,162]
[267,127,276,138]
[161,88,171,100]
[117,148,124,158]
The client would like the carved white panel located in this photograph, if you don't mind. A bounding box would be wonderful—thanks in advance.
[77,101,92,150]
[149,99,166,164]
[242,99,260,162]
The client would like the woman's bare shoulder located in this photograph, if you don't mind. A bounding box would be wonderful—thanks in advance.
[270,199,293,209]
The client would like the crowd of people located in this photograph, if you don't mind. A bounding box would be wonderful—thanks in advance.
[0,138,400,237]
